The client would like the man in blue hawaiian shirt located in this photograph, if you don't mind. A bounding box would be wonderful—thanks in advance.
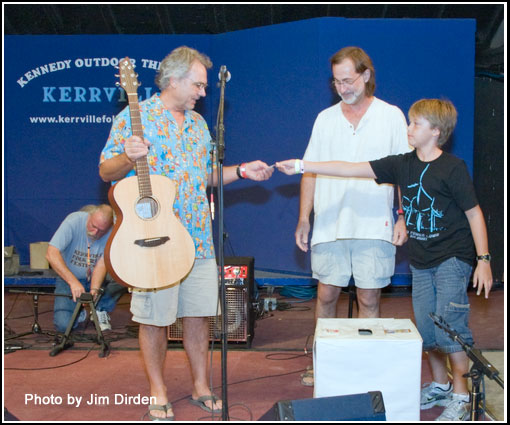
[100,46,273,420]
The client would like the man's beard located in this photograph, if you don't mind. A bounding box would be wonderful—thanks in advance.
[87,231,98,241]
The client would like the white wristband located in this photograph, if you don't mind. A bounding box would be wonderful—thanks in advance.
[294,160,304,174]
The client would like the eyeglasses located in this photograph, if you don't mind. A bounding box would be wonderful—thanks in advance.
[331,73,363,88]
[186,78,208,90]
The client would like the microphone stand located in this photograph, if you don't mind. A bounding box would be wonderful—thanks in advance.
[215,65,229,421]
[429,313,504,420]
[4,289,55,338]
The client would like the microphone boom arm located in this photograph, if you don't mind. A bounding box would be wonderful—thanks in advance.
[429,313,503,387]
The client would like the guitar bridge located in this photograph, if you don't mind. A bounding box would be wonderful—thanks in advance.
[134,236,170,247]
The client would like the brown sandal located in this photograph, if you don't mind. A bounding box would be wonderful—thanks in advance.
[148,402,174,421]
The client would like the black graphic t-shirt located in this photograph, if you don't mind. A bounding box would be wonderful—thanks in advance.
[370,150,478,269]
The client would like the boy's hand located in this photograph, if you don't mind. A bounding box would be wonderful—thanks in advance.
[392,216,408,246]
[472,261,493,298]
[276,160,299,175]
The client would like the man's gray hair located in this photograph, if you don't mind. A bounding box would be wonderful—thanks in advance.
[80,204,113,223]
[155,46,213,90]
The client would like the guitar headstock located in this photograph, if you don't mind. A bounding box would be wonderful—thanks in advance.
[118,57,141,94]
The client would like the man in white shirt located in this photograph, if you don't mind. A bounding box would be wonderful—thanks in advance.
[297,47,410,385]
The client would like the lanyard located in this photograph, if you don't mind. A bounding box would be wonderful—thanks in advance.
[86,239,91,282]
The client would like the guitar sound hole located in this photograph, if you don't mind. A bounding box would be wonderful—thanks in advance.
[135,196,159,220]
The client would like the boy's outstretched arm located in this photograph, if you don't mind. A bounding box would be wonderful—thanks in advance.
[276,159,376,178]
[465,205,493,298]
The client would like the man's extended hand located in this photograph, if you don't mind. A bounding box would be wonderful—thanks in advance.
[244,160,274,181]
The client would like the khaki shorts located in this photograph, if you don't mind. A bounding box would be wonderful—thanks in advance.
[130,258,219,327]
[311,239,396,289]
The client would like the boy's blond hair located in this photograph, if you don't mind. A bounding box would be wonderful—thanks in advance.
[408,99,457,146]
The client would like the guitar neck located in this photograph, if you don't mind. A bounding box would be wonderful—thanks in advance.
[127,93,152,197]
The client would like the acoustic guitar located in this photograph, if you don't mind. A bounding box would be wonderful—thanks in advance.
[105,57,195,289]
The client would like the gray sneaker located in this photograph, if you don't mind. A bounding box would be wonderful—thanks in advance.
[421,382,453,409]
[96,310,112,331]
[436,393,470,421]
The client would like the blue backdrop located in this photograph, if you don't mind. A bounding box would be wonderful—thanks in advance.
[4,18,475,278]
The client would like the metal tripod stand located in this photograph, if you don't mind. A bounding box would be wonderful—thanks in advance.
[50,290,110,358]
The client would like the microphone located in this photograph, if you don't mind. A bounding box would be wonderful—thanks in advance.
[218,66,231,82]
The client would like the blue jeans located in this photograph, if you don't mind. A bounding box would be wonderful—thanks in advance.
[53,277,127,333]
[411,257,473,354]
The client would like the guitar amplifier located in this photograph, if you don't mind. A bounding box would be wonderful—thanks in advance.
[168,257,255,347]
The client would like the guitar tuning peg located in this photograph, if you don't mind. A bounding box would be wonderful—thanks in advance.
[115,82,120,87]
[114,74,120,78]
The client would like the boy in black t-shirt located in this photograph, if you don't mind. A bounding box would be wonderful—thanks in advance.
[276,99,493,421]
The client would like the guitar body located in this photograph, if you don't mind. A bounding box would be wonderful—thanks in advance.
[106,174,196,289]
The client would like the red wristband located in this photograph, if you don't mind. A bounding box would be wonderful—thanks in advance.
[239,163,247,179]
[397,209,404,215]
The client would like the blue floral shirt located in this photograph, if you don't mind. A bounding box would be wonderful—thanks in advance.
[100,93,215,259]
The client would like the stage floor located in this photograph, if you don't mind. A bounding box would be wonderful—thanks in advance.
[3,286,505,421]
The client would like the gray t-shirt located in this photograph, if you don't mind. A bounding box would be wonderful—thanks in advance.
[49,211,112,280]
